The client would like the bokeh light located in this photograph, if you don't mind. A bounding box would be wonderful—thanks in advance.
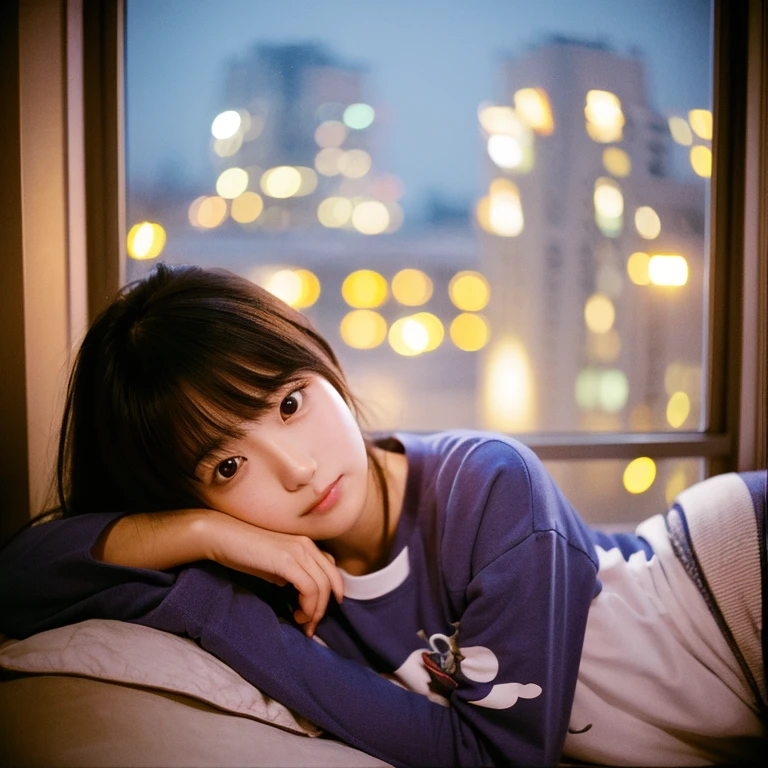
[340,310,387,349]
[594,177,624,217]
[193,196,228,229]
[216,168,249,199]
[230,191,264,224]
[265,269,303,306]
[690,145,712,178]
[315,120,348,148]
[339,149,372,179]
[623,457,657,494]
[688,109,713,140]
[584,293,615,334]
[666,391,691,428]
[211,110,241,140]
[261,166,302,198]
[342,270,388,308]
[648,255,689,286]
[627,251,651,285]
[487,135,523,169]
[450,313,490,351]
[127,221,165,260]
[449,271,490,311]
[668,116,693,146]
[635,206,661,239]
[391,269,433,306]
[315,147,344,176]
[584,90,624,143]
[513,88,554,135]
[343,103,375,130]
[482,337,534,432]
[478,104,520,135]
[477,179,524,237]
[602,147,631,177]
[317,196,353,228]
[352,200,390,235]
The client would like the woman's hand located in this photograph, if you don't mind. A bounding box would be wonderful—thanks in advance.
[93,509,343,637]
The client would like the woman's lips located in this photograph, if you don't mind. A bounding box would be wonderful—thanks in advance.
[303,477,342,515]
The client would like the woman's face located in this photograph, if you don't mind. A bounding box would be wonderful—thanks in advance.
[195,374,371,541]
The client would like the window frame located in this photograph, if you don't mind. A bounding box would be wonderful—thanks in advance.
[2,0,765,542]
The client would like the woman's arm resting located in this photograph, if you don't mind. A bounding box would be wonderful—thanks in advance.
[93,509,343,636]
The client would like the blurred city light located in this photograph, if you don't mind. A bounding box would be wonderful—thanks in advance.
[343,103,375,130]
[477,179,524,236]
[584,90,624,143]
[690,145,712,178]
[211,110,241,140]
[600,369,628,412]
[389,316,428,356]
[340,310,387,349]
[411,312,444,352]
[513,88,554,135]
[668,116,693,146]
[261,166,302,198]
[478,104,520,135]
[339,149,372,178]
[487,134,523,169]
[265,269,303,306]
[450,313,490,351]
[584,293,615,334]
[666,391,691,428]
[449,270,490,311]
[317,196,353,228]
[230,191,264,223]
[214,134,243,157]
[688,109,713,140]
[315,120,348,148]
[482,337,534,431]
[352,200,390,234]
[648,254,689,286]
[623,457,656,494]
[342,270,388,308]
[294,269,321,308]
[315,147,344,176]
[216,167,249,199]
[391,269,433,306]
[593,177,623,236]
[635,206,661,239]
[627,251,651,285]
[602,147,631,177]
[193,196,228,228]
[126,221,166,260]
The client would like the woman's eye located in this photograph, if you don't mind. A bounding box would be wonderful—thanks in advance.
[215,456,244,481]
[279,389,304,420]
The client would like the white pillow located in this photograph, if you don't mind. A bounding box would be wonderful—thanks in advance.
[0,619,320,736]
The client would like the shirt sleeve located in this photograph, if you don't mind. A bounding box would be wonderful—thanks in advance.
[0,513,538,766]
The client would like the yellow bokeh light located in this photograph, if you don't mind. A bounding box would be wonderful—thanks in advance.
[294,167,319,197]
[342,270,388,308]
[230,191,264,224]
[195,196,228,229]
[411,312,444,352]
[260,166,302,199]
[666,391,691,429]
[340,310,387,350]
[391,269,433,306]
[584,293,615,334]
[487,135,523,169]
[352,200,390,235]
[635,206,661,239]
[450,313,490,351]
[649,255,689,286]
[188,196,206,227]
[594,177,624,218]
[449,271,490,311]
[339,149,372,179]
[315,147,344,176]
[627,251,651,285]
[482,337,534,432]
[315,120,348,148]
[127,221,165,260]
[388,317,426,356]
[585,90,624,143]
[668,116,693,146]
[688,109,713,140]
[213,134,243,158]
[317,196,353,228]
[265,270,303,306]
[477,180,524,237]
[478,104,520,136]
[294,269,321,309]
[216,168,249,199]
[589,328,621,361]
[513,88,554,135]
[623,457,657,494]
[690,145,712,178]
[211,110,241,140]
[602,147,631,177]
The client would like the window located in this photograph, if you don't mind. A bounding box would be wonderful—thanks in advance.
[122,0,718,522]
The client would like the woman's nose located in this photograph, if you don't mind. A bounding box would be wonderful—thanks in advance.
[267,440,316,490]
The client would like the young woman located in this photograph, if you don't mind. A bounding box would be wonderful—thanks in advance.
[0,264,765,766]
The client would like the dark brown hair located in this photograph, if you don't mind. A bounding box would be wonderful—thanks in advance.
[57,263,386,519]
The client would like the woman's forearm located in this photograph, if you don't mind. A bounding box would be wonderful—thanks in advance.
[91,509,214,570]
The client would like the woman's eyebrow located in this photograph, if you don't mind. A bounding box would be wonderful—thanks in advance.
[193,436,237,475]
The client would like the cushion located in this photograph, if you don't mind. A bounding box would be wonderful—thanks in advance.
[0,619,319,736]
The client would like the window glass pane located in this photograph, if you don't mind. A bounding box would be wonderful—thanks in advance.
[125,0,712,433]
[544,458,704,528]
